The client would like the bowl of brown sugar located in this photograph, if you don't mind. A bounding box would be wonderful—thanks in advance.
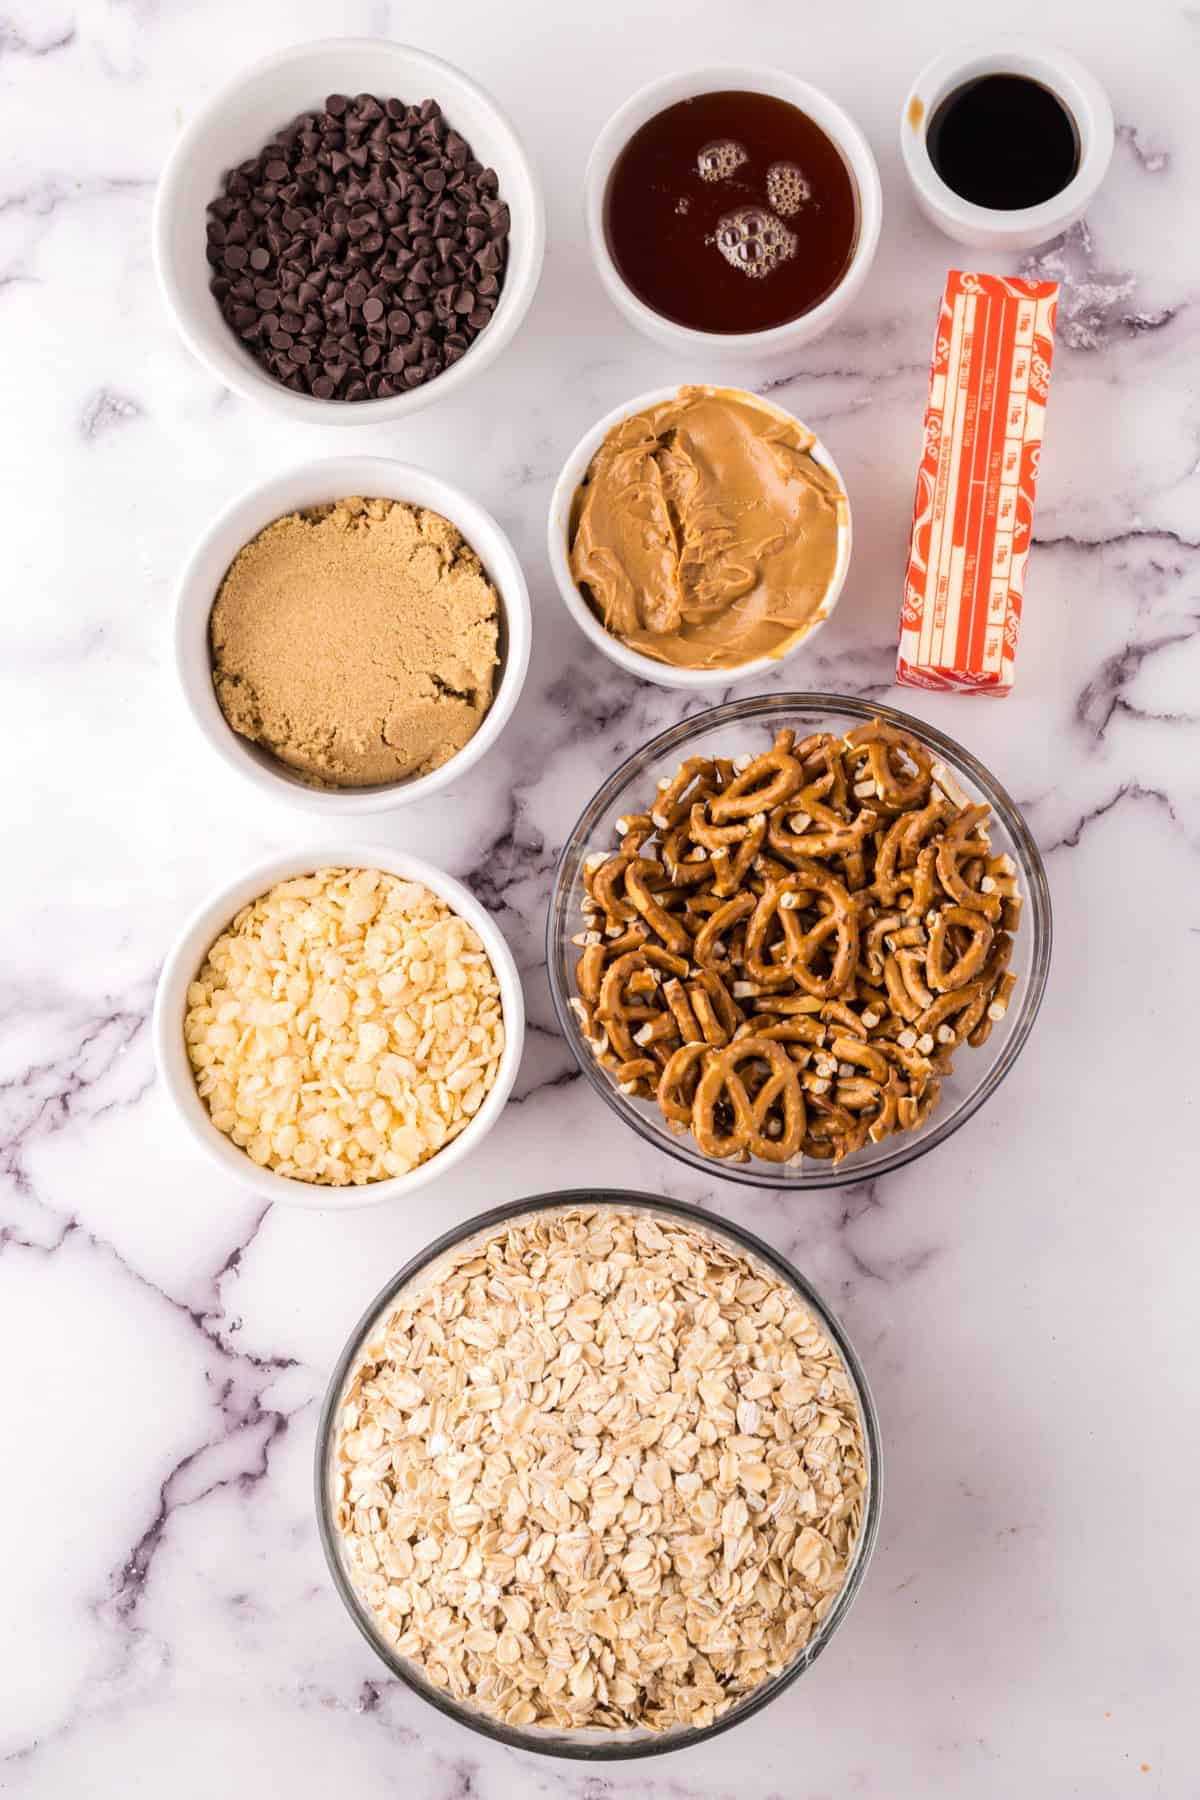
[174,455,531,812]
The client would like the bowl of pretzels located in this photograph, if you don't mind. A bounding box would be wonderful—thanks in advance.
[547,693,1051,1187]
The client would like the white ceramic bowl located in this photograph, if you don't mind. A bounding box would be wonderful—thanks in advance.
[153,38,545,421]
[547,386,853,692]
[583,66,881,359]
[901,38,1114,251]
[175,455,531,813]
[153,847,525,1209]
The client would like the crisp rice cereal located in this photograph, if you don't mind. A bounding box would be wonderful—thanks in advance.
[184,868,504,1184]
[332,1205,867,1732]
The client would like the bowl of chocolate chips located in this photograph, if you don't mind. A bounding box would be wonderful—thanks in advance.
[154,39,545,420]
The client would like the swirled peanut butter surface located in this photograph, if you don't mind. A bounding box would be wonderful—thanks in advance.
[568,386,845,670]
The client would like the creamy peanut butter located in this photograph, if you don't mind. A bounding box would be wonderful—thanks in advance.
[568,386,846,671]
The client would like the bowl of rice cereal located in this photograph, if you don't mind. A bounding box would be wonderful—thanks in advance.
[153,846,524,1206]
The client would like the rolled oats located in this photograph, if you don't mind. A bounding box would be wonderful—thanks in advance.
[331,1205,868,1733]
[184,868,504,1185]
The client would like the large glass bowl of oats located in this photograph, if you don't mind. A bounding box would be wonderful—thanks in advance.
[546,692,1051,1189]
[315,1191,881,1757]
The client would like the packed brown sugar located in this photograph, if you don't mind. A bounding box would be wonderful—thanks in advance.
[210,496,500,787]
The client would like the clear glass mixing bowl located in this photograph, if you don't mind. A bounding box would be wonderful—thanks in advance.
[546,693,1051,1189]
[315,1189,882,1759]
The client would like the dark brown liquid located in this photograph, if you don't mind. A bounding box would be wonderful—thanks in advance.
[927,74,1079,211]
[604,90,859,335]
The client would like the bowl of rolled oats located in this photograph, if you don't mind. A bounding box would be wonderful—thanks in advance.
[316,1191,880,1755]
[547,692,1051,1188]
[154,848,523,1206]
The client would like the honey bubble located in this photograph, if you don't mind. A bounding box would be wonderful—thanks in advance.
[713,207,797,280]
[766,161,812,216]
[697,138,748,182]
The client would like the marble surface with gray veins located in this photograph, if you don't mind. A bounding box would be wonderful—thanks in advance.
[1,0,1196,1795]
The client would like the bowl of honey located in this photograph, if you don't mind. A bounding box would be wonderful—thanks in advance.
[584,67,882,357]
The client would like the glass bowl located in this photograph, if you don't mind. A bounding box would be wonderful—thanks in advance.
[546,693,1051,1189]
[314,1189,881,1759]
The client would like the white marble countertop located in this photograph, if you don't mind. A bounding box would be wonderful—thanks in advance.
[3,1,1197,1794]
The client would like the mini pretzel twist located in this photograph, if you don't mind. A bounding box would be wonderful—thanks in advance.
[926,906,994,992]
[708,731,804,822]
[570,717,1023,1169]
[692,1037,806,1162]
[743,870,859,999]
[658,1040,710,1124]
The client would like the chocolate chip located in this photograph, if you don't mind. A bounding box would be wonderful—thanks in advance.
[205,89,508,401]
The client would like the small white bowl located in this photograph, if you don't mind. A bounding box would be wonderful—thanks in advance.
[153,847,525,1209]
[175,455,531,812]
[901,39,1114,251]
[583,67,881,359]
[153,38,544,421]
[547,386,853,692]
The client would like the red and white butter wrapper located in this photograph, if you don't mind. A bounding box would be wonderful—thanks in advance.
[897,271,1058,694]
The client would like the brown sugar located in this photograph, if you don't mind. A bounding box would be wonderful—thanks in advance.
[210,496,500,788]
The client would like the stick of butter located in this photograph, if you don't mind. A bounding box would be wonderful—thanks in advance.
[896,271,1059,694]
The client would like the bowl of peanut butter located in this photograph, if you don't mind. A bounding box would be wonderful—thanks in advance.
[548,385,852,690]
